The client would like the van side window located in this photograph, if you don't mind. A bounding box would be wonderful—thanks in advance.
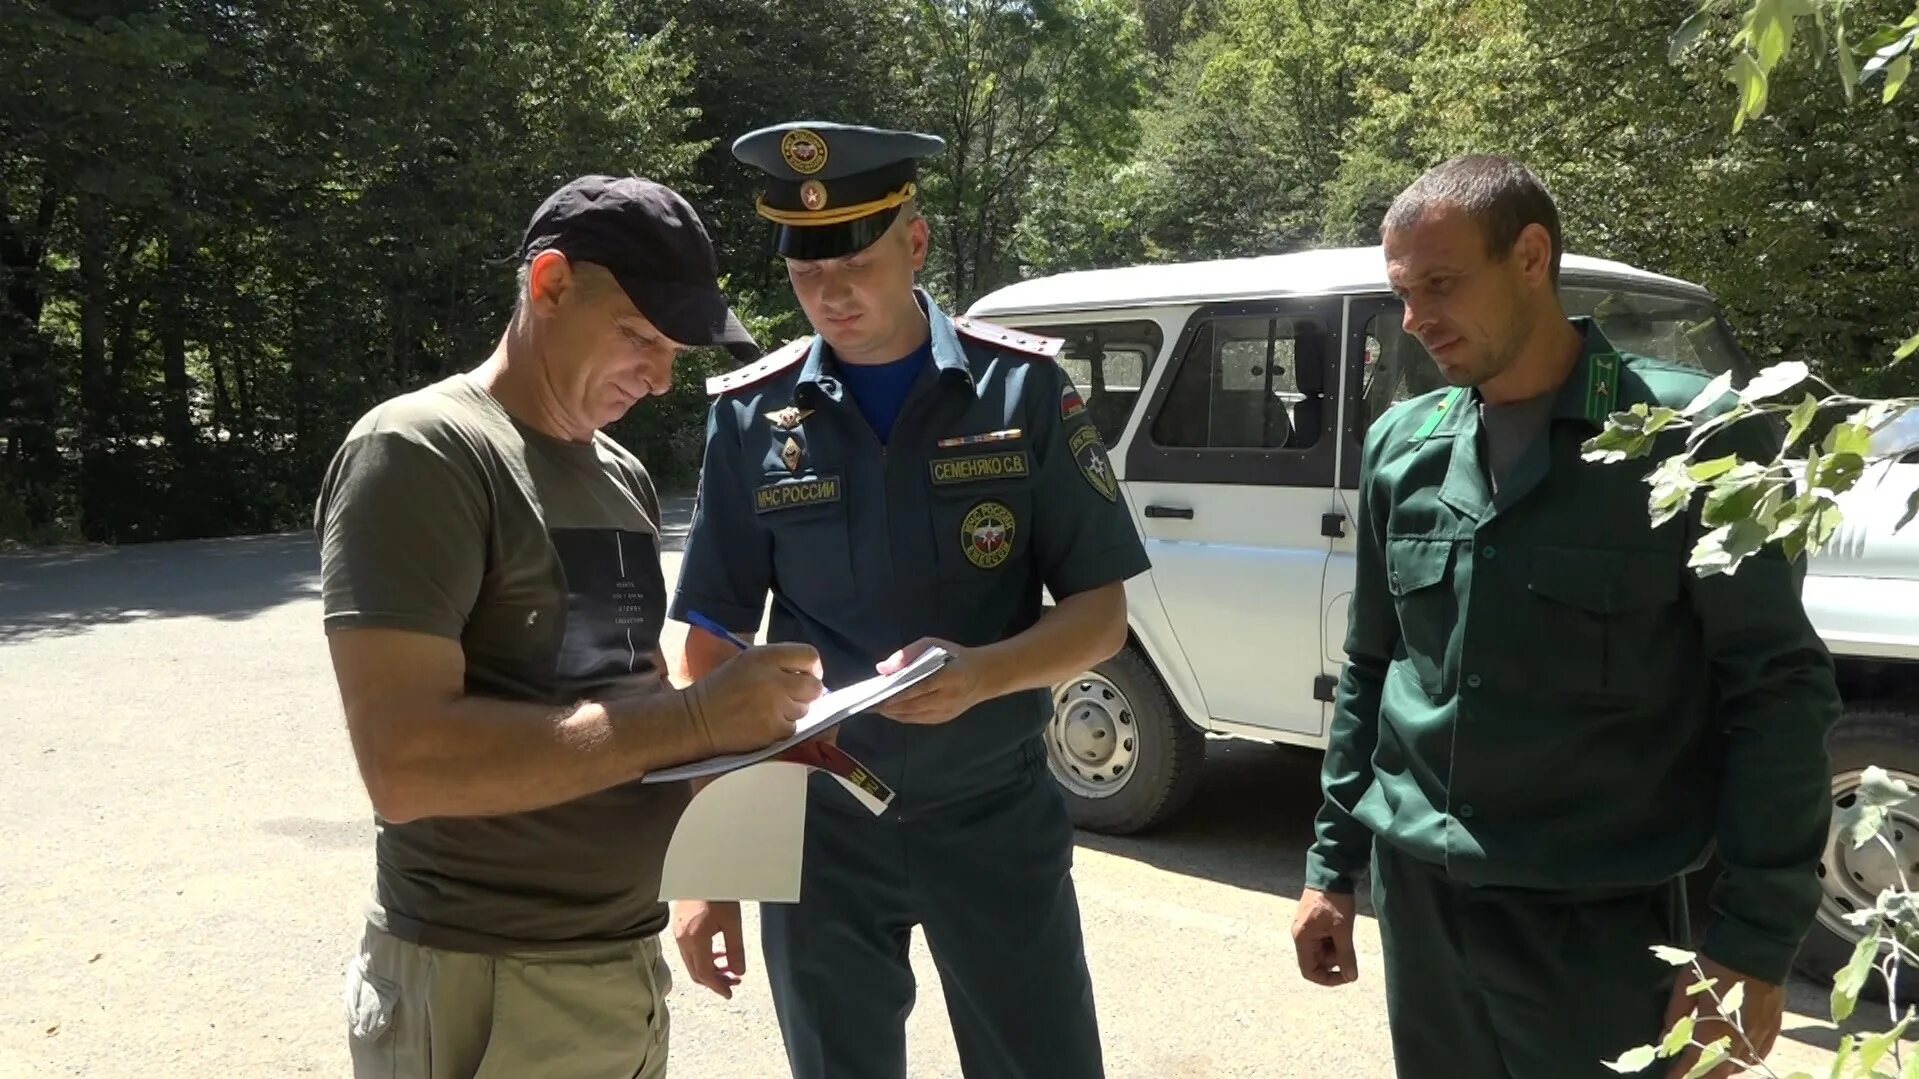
[1560,288,1741,376]
[1003,320,1164,445]
[1154,316,1329,450]
[1359,291,1745,435]
[1360,310,1445,432]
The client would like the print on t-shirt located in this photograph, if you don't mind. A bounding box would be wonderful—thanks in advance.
[549,527,667,690]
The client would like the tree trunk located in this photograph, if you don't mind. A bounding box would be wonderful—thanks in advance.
[234,350,254,441]
[210,354,232,435]
[110,287,140,437]
[161,233,195,460]
[77,197,112,538]
[0,181,62,530]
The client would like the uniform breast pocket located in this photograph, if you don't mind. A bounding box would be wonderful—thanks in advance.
[929,478,1036,587]
[1526,545,1680,701]
[758,473,857,604]
[1385,537,1458,695]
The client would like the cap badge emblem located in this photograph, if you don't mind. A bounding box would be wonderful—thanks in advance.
[800,180,828,211]
[781,130,828,175]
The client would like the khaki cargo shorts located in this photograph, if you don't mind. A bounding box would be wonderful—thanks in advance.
[341,921,673,1078]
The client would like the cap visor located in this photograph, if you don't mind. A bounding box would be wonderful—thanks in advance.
[772,208,901,261]
[618,277,762,364]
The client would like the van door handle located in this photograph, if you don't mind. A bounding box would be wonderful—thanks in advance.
[1144,505,1194,520]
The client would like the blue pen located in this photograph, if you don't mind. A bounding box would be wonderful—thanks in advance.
[684,609,751,651]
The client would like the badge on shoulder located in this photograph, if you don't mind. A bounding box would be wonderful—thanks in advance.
[1070,425,1118,503]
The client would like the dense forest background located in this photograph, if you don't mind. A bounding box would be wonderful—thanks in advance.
[4,0,1915,543]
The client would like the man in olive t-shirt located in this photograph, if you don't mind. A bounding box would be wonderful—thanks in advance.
[316,176,827,1079]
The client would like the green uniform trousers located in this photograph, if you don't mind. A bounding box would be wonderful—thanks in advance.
[1370,840,1688,1079]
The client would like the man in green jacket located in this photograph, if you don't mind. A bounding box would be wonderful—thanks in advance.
[1291,154,1840,1079]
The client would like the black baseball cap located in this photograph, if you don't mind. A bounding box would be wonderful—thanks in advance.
[518,175,761,363]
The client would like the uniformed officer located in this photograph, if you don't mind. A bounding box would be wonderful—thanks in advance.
[665,121,1147,1079]
[1291,154,1841,1079]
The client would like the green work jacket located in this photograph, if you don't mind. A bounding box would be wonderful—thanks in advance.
[1305,319,1840,984]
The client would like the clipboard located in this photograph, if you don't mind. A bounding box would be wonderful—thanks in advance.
[652,647,951,902]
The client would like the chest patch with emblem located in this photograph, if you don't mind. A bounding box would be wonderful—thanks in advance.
[929,450,1031,486]
[1069,425,1118,503]
[756,476,842,513]
[960,500,1017,569]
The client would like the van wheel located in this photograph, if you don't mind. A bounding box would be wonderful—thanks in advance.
[1046,645,1205,835]
[1794,703,1919,1001]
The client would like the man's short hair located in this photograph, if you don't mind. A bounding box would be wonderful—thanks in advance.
[1383,155,1563,286]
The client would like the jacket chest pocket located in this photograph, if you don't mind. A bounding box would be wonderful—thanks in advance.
[928,473,1036,586]
[1385,537,1459,695]
[1525,545,1680,701]
[757,473,857,604]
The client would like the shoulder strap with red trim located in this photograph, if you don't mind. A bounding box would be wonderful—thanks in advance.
[950,315,1063,360]
[705,336,813,396]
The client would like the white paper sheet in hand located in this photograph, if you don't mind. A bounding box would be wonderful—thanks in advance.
[641,646,952,785]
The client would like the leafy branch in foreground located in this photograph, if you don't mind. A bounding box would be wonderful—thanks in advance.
[1580,361,1919,576]
[1604,768,1919,1078]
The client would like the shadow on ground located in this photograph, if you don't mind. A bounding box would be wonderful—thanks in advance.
[0,533,321,645]
[1073,739,1330,903]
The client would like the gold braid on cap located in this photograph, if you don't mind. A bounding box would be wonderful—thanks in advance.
[756,182,917,227]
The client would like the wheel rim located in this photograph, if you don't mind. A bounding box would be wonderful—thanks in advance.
[1047,673,1138,799]
[1819,766,1919,944]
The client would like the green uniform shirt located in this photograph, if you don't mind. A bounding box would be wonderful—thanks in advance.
[1304,320,1840,983]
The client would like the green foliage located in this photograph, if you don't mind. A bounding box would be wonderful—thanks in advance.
[1582,360,1916,575]
[1,0,708,542]
[9,0,1919,546]
[900,0,1148,303]
[1607,772,1919,1077]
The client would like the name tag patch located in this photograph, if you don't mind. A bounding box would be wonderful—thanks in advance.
[928,451,1031,486]
[755,475,842,513]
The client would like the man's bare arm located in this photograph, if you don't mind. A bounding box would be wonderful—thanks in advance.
[328,627,820,823]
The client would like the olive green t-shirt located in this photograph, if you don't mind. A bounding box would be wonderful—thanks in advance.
[314,373,691,953]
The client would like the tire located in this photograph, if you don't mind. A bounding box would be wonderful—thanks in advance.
[1045,644,1206,835]
[1792,702,1919,1000]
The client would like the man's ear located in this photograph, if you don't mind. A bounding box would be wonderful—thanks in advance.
[526,250,574,317]
[905,213,930,273]
[1512,223,1554,289]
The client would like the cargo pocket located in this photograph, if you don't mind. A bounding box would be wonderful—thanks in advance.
[1528,546,1679,700]
[1385,537,1457,695]
[759,473,857,604]
[342,952,398,1077]
[480,946,665,1079]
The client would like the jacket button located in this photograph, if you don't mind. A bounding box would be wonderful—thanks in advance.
[1457,804,1476,820]
[1466,674,1483,689]
[1481,545,1497,559]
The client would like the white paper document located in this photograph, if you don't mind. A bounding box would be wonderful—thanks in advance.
[641,645,951,786]
[652,647,952,902]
